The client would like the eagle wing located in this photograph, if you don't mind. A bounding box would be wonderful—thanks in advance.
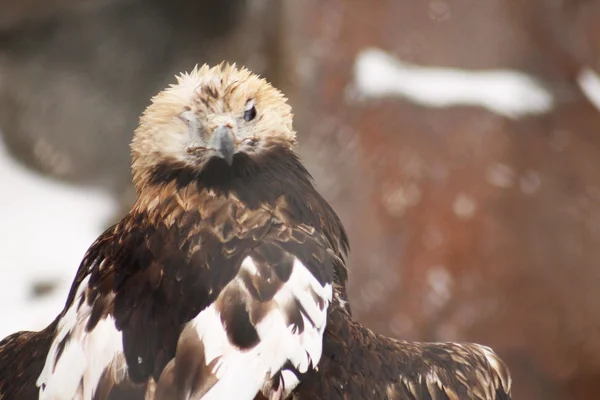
[37,209,338,400]
[155,223,337,400]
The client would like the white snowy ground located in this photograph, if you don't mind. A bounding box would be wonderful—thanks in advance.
[1,48,599,341]
[0,139,117,339]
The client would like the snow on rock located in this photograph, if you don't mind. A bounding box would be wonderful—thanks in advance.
[0,138,118,339]
[352,47,554,119]
[577,67,600,113]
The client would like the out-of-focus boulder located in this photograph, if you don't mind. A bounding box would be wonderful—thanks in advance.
[0,0,80,31]
[0,0,283,219]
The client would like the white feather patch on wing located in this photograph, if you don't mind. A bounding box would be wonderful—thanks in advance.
[37,275,125,400]
[190,256,332,400]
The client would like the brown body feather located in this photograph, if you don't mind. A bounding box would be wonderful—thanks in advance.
[0,309,512,400]
[294,304,512,400]
[43,148,346,398]
[0,318,58,400]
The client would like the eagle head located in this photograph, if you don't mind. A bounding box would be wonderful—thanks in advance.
[130,63,296,190]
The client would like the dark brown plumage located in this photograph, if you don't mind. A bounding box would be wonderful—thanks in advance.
[55,145,347,392]
[0,319,58,400]
[0,64,511,400]
[295,302,511,400]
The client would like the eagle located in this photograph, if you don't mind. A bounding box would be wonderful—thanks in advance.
[36,64,349,400]
[0,63,512,400]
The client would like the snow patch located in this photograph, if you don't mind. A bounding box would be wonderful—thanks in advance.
[0,139,117,339]
[577,67,600,113]
[352,47,554,119]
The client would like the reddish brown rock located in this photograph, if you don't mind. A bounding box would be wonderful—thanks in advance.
[281,1,600,399]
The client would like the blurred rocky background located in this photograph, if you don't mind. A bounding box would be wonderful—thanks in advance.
[1,0,600,399]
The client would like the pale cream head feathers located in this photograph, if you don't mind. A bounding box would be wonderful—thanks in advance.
[131,63,296,184]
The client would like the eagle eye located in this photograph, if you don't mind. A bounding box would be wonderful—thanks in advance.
[244,100,257,121]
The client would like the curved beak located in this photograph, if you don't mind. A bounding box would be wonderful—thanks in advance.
[212,125,235,166]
